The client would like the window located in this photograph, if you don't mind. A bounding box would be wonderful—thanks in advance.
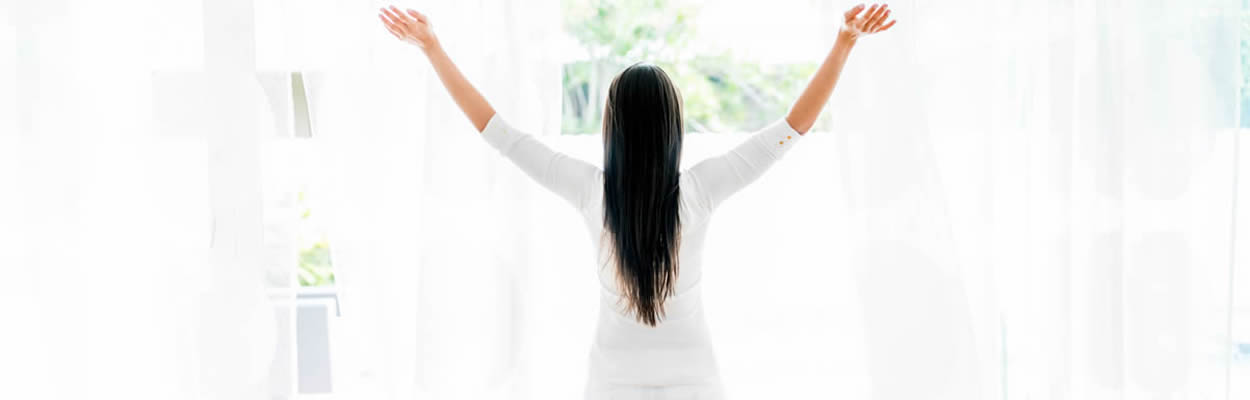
[560,0,835,135]
[261,72,337,288]
[1242,1,1250,127]
[1235,2,1250,395]
[295,188,335,287]
[259,72,338,397]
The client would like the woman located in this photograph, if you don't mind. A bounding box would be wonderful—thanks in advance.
[379,4,896,398]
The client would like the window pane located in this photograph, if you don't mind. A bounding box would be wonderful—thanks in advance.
[560,0,832,135]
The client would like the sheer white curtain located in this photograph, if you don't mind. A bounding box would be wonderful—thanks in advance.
[793,0,1243,399]
[2,0,282,399]
[294,1,566,398]
[2,0,1246,399]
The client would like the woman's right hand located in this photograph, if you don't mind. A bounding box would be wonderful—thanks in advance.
[379,5,440,52]
[785,3,896,134]
[841,3,897,40]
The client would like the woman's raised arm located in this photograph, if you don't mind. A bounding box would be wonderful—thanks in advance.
[683,4,897,213]
[378,6,600,210]
[379,6,495,132]
[785,3,896,134]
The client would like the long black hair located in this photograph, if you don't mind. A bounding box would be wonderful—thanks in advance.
[601,64,684,326]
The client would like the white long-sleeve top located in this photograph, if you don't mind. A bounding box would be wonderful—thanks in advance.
[479,114,803,396]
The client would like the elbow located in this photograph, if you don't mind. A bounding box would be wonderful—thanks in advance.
[475,110,498,134]
[474,115,491,133]
[784,114,813,135]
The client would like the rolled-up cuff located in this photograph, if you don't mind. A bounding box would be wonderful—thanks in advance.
[762,118,804,154]
[479,113,512,152]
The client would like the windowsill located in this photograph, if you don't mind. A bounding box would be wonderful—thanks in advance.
[267,286,340,315]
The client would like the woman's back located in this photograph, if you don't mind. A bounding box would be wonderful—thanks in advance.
[583,171,720,389]
[478,114,803,393]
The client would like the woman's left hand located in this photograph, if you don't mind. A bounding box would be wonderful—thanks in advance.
[379,5,439,52]
[841,3,897,40]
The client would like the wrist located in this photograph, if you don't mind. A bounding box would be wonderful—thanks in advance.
[420,40,444,57]
[836,28,858,45]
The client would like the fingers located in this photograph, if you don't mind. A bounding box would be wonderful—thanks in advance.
[380,7,402,30]
[864,4,886,25]
[869,8,891,31]
[378,11,398,28]
[379,6,414,41]
[860,4,879,25]
[857,3,890,32]
[378,14,400,37]
[388,5,406,21]
[378,12,403,36]
[876,20,897,33]
[382,6,406,24]
[843,3,898,37]
[407,9,428,24]
[391,5,430,27]
[380,16,404,39]
[843,4,865,22]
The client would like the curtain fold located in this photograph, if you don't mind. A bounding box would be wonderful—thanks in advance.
[4,1,286,399]
[818,1,1241,399]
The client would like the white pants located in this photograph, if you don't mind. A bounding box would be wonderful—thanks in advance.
[585,382,726,400]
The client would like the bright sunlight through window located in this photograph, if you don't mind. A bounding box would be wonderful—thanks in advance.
[559,0,838,135]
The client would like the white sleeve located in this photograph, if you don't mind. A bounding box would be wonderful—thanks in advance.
[479,113,600,210]
[683,118,804,212]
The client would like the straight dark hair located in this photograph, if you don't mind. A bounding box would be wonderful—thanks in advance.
[601,64,684,326]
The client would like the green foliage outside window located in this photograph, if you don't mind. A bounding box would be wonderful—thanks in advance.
[561,0,822,135]
[299,240,335,287]
[1241,7,1250,127]
[296,190,335,287]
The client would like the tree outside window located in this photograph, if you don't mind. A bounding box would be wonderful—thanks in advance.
[561,0,825,135]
